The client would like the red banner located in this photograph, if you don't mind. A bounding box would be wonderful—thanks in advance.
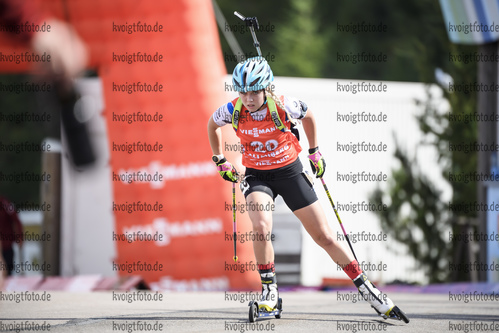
[0,0,259,290]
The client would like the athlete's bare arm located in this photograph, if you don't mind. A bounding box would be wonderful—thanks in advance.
[207,116,223,156]
[301,108,318,149]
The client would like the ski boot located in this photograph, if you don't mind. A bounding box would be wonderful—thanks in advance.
[248,275,283,322]
[354,273,409,323]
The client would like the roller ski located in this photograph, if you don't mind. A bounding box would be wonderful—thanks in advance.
[354,273,410,324]
[248,297,283,322]
[371,304,409,323]
[248,277,283,322]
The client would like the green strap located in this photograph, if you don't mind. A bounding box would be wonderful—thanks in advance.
[232,98,243,132]
[267,97,286,132]
[232,96,286,132]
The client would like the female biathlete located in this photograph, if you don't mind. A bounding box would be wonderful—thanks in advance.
[207,56,400,319]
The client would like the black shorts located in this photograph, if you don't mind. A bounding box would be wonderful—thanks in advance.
[240,158,318,212]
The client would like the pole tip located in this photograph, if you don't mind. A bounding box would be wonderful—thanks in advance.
[233,256,238,262]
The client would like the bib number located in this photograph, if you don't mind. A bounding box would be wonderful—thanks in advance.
[250,139,278,153]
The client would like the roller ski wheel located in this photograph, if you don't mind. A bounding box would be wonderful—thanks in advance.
[371,305,410,324]
[248,298,283,323]
[249,301,259,323]
[275,297,282,319]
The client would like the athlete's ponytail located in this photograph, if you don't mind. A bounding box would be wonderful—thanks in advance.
[265,85,299,137]
[265,86,298,126]
[265,86,286,111]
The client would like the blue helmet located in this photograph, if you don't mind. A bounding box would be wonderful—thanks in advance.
[232,56,274,92]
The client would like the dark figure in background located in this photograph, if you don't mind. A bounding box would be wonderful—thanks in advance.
[0,195,23,276]
[0,239,5,289]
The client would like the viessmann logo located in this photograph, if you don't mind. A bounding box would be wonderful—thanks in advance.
[239,126,277,137]
[122,217,223,246]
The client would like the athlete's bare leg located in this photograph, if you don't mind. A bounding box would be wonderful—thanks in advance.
[293,200,400,316]
[246,191,275,265]
[293,200,354,268]
[245,191,279,310]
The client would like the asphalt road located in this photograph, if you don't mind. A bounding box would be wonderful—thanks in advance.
[0,291,498,332]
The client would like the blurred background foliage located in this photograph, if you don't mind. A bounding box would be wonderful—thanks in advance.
[217,0,462,82]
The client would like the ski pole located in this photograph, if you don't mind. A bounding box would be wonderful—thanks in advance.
[234,11,262,56]
[320,177,358,262]
[232,181,238,262]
